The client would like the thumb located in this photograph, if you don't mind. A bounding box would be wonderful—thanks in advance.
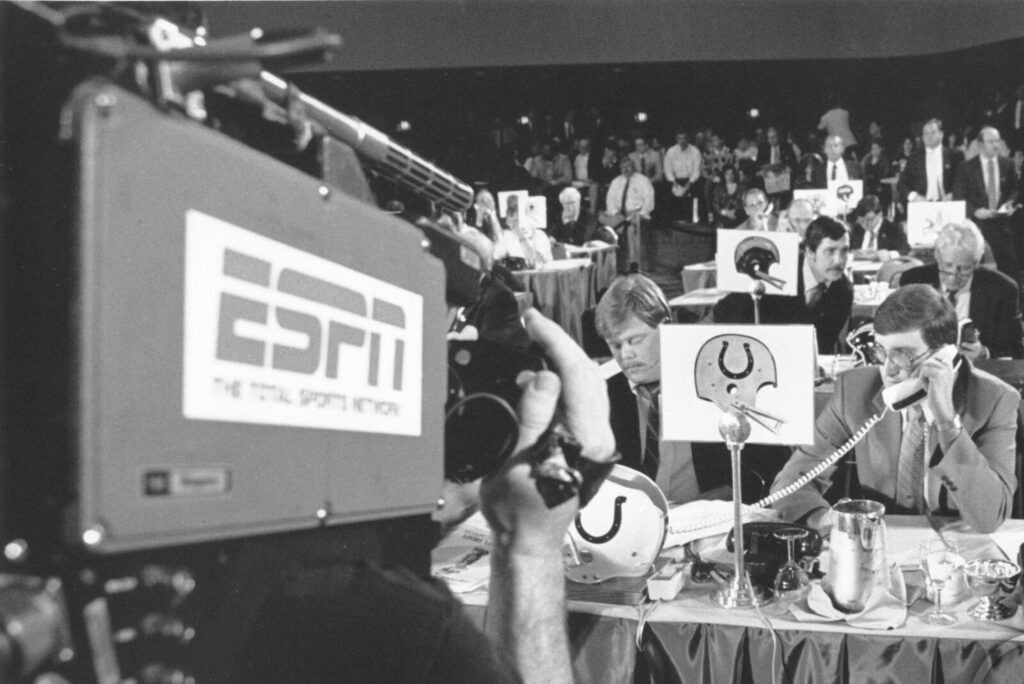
[514,370,561,451]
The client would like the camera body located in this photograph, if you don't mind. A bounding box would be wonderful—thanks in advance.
[445,339,545,482]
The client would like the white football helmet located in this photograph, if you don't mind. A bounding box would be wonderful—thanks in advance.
[563,465,668,584]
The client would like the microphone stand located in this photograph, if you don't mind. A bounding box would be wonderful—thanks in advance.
[712,408,766,608]
[748,280,766,325]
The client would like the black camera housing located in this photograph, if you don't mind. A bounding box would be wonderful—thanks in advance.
[444,339,545,482]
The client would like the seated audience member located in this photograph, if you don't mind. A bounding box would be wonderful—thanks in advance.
[490,143,534,193]
[596,140,621,187]
[850,194,910,257]
[771,284,1019,534]
[757,126,798,207]
[529,139,574,228]
[734,136,759,162]
[734,187,779,231]
[595,274,738,502]
[900,221,1024,360]
[757,126,798,172]
[713,216,853,354]
[472,189,502,242]
[703,132,734,178]
[860,138,892,199]
[711,165,745,228]
[630,135,665,183]
[554,186,609,246]
[776,197,816,237]
[603,156,655,271]
[236,310,617,684]
[571,136,601,214]
[494,197,554,269]
[811,134,863,188]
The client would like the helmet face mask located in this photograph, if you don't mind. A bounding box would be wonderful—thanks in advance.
[846,323,882,367]
[563,465,668,584]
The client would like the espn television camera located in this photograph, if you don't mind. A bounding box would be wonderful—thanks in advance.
[0,3,498,681]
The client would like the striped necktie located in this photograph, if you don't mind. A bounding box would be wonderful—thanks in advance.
[896,404,926,512]
[636,383,661,481]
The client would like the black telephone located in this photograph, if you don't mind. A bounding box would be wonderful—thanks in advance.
[725,521,823,588]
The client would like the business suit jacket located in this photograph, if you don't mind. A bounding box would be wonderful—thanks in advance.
[810,158,862,189]
[896,147,960,202]
[771,364,1019,533]
[849,218,911,255]
[899,263,1024,359]
[756,142,798,171]
[608,372,734,501]
[953,154,1020,217]
[712,259,854,354]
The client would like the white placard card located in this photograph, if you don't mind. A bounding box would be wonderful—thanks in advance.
[660,324,816,446]
[716,229,801,297]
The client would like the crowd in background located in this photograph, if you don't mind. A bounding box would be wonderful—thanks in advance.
[444,84,1024,229]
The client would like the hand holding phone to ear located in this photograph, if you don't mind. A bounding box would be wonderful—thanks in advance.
[917,345,958,424]
[957,320,987,362]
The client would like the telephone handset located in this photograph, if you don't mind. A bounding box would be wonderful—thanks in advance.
[880,344,957,411]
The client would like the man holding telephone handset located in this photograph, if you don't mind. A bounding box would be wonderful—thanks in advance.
[772,284,1019,534]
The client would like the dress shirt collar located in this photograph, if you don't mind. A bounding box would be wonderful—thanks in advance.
[802,259,821,292]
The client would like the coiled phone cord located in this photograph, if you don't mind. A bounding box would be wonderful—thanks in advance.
[667,407,889,535]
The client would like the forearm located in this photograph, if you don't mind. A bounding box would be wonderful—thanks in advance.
[487,539,572,684]
[932,423,1015,533]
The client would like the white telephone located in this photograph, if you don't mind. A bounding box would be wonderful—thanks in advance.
[880,344,957,411]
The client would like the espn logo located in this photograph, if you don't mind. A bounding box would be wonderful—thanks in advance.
[216,247,406,390]
[183,210,423,434]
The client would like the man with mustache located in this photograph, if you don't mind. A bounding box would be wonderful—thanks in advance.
[713,216,854,354]
[595,274,735,502]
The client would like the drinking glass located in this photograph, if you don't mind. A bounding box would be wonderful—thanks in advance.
[919,539,959,625]
[773,528,811,600]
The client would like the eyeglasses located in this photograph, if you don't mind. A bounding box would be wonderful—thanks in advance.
[937,264,975,277]
[870,344,937,370]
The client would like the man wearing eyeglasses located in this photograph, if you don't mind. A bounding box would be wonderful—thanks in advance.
[900,221,1024,360]
[771,284,1018,534]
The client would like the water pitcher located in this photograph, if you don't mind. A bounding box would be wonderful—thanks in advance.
[826,499,886,612]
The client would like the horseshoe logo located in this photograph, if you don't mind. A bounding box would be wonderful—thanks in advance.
[718,340,754,380]
[575,495,627,544]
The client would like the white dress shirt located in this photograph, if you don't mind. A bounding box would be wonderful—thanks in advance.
[945,278,972,322]
[605,172,655,218]
[981,155,1001,208]
[663,143,703,184]
[573,151,590,182]
[827,160,849,183]
[925,146,945,200]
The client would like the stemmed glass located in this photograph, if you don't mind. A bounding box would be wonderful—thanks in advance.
[919,539,960,625]
[773,528,811,600]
